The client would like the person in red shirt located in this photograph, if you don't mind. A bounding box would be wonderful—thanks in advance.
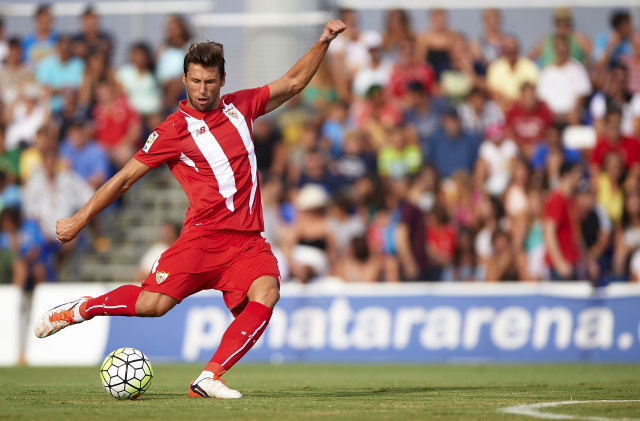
[543,161,583,280]
[506,82,554,160]
[34,20,347,399]
[590,107,640,173]
[92,77,142,169]
[386,37,436,101]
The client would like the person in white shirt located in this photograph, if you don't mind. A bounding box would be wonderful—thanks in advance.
[537,35,591,124]
[352,31,393,98]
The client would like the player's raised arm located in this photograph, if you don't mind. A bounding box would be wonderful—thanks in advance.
[56,158,152,244]
[264,19,346,114]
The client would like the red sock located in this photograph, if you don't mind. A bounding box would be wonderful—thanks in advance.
[80,285,142,319]
[204,301,272,375]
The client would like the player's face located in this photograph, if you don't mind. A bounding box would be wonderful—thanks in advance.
[183,64,226,112]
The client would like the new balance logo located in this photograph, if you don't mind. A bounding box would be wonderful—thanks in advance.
[193,126,206,137]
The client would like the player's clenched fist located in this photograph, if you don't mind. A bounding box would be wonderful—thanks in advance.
[319,19,347,43]
[56,217,83,244]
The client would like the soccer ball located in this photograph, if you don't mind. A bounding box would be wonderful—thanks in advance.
[99,347,153,399]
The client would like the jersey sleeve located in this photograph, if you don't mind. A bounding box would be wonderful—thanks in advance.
[134,123,181,168]
[228,85,271,121]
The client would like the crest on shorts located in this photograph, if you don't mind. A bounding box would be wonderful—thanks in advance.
[156,271,169,284]
[143,131,159,153]
[224,105,239,120]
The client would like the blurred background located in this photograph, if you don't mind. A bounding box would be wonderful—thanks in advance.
[1,0,640,366]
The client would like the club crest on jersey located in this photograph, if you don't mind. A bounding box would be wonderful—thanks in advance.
[224,106,239,120]
[156,271,169,284]
[143,131,159,153]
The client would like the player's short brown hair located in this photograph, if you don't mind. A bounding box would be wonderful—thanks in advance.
[183,42,225,77]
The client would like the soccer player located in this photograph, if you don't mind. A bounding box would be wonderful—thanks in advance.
[34,19,347,399]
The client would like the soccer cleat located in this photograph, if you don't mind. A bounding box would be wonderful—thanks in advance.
[188,376,242,399]
[34,297,91,338]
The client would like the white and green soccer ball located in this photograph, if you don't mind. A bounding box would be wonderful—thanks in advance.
[99,347,153,399]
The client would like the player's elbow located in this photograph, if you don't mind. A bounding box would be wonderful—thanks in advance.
[286,76,304,96]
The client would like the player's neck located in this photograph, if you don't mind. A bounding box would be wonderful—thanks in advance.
[185,97,221,113]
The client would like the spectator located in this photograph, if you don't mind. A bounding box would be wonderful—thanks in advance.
[529,7,591,67]
[537,36,592,124]
[485,229,520,281]
[298,149,345,195]
[327,8,372,102]
[474,194,503,278]
[425,108,480,179]
[367,204,401,282]
[440,35,485,102]
[0,37,33,107]
[596,152,625,225]
[504,158,531,250]
[77,50,116,117]
[35,34,85,114]
[531,124,581,184]
[486,35,539,109]
[156,14,192,111]
[521,188,548,281]
[377,125,422,179]
[92,77,142,169]
[621,32,640,94]
[591,107,640,174]
[442,227,479,282]
[543,161,583,281]
[0,125,20,181]
[335,130,376,184]
[593,10,633,69]
[457,87,504,137]
[576,181,612,284]
[303,59,338,111]
[506,82,554,160]
[327,194,366,255]
[133,222,180,283]
[22,146,93,277]
[72,6,113,61]
[415,8,458,80]
[334,235,381,283]
[396,170,432,280]
[353,84,403,149]
[59,119,109,189]
[590,64,639,136]
[0,17,8,69]
[614,190,640,279]
[117,42,162,129]
[285,184,336,283]
[386,37,435,101]
[19,124,57,184]
[352,32,393,99]
[425,203,457,280]
[253,117,285,179]
[403,82,441,146]
[381,8,413,61]
[474,123,517,197]
[471,8,505,66]
[4,83,50,151]
[22,4,57,65]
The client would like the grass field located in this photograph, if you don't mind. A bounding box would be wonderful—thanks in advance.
[1,364,639,420]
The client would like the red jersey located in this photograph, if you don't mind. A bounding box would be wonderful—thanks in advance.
[590,135,640,170]
[543,191,580,265]
[93,96,140,149]
[506,101,553,145]
[134,86,270,232]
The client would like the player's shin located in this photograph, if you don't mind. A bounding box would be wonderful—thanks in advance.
[196,301,272,381]
[81,285,143,319]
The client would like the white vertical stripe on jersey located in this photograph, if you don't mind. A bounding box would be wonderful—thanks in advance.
[182,114,236,212]
[221,103,258,214]
[180,152,199,172]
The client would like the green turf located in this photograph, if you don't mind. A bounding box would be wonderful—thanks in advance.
[0,364,639,420]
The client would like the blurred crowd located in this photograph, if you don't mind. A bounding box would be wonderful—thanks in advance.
[2,5,640,287]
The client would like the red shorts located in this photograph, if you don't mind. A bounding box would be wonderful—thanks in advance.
[142,229,280,316]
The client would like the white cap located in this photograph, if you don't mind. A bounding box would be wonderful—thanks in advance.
[361,31,383,49]
[295,184,330,211]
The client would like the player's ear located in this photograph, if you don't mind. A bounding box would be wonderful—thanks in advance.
[221,72,226,87]
[182,72,187,85]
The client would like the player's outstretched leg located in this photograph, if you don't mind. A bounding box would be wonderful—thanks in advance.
[34,285,143,338]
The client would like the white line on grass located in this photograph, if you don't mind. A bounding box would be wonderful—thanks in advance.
[499,400,640,420]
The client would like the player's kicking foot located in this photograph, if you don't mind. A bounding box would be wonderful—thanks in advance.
[34,297,91,338]
[188,377,242,399]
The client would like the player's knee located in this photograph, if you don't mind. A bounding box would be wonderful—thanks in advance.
[135,298,173,317]
[259,286,280,309]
